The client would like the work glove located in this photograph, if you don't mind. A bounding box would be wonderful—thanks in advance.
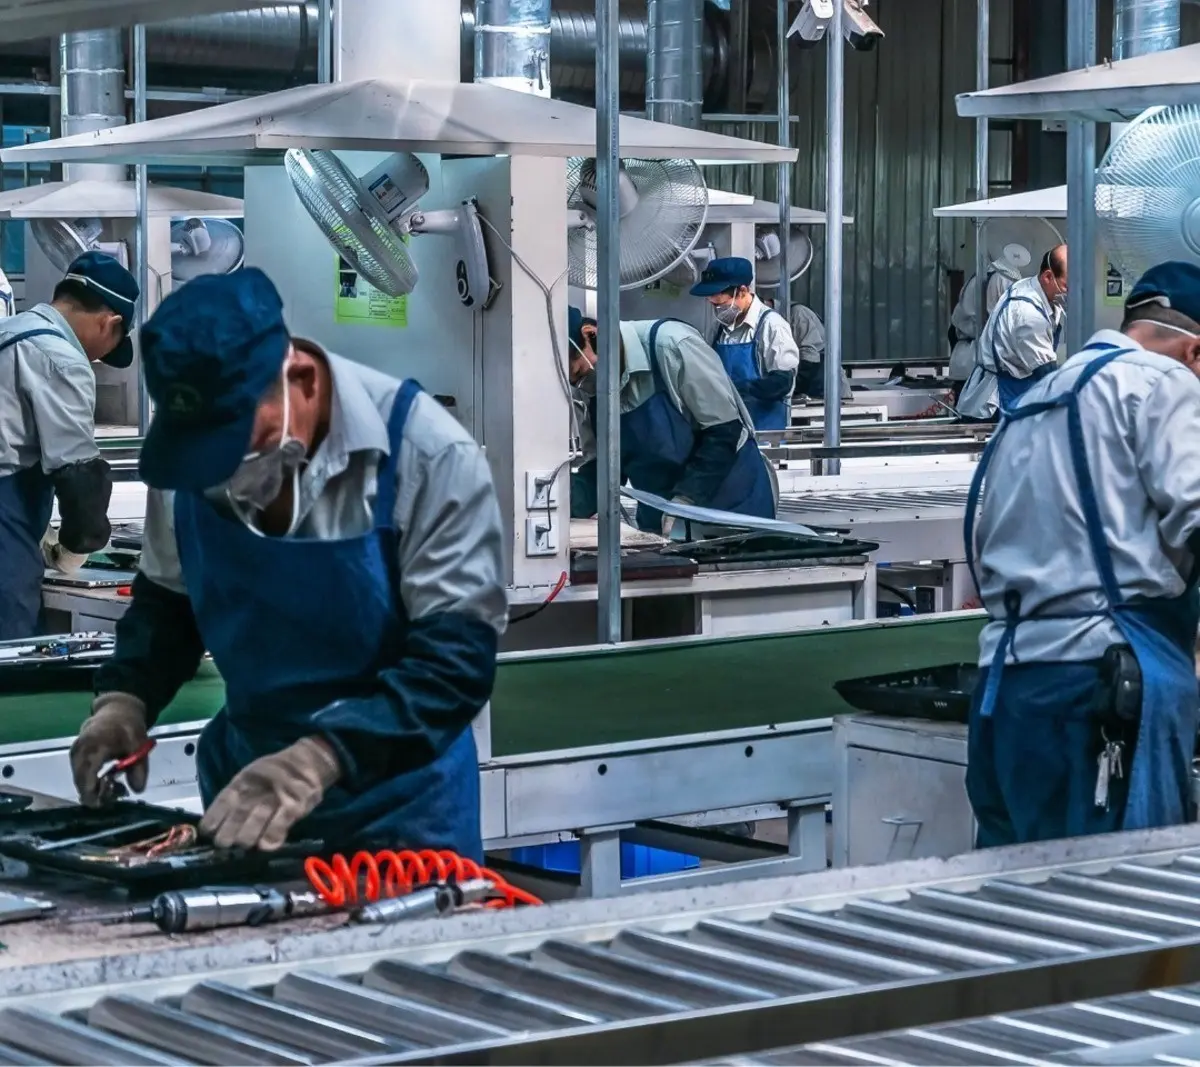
[661,496,692,540]
[200,736,342,852]
[70,693,150,807]
[40,527,90,574]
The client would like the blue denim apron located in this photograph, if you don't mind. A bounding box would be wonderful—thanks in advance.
[965,342,1200,834]
[0,328,72,640]
[595,319,775,533]
[175,379,482,858]
[988,291,1062,413]
[712,309,789,431]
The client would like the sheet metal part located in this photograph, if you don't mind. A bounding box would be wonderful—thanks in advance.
[21,847,1200,1064]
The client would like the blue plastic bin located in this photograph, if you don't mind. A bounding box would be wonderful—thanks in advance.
[509,840,700,879]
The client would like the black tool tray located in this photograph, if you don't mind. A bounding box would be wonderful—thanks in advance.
[834,663,979,723]
[0,800,321,892]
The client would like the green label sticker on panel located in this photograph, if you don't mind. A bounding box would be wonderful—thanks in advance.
[334,256,408,326]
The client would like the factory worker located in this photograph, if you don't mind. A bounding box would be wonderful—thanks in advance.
[957,244,1068,421]
[568,308,777,536]
[72,268,507,859]
[0,265,14,318]
[781,301,852,402]
[690,257,799,432]
[946,259,1022,395]
[0,252,138,640]
[964,261,1200,847]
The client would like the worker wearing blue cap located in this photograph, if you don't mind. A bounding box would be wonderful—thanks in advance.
[71,268,506,858]
[965,261,1200,846]
[567,308,776,535]
[0,251,139,639]
[690,257,799,432]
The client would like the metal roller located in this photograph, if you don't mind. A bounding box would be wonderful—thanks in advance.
[0,1007,182,1067]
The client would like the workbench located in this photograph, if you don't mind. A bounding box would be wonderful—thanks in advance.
[0,614,986,897]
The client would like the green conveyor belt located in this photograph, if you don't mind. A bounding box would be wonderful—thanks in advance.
[0,616,985,754]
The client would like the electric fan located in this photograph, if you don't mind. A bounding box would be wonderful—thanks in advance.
[284,149,492,308]
[170,218,245,283]
[1096,105,1200,282]
[753,226,816,289]
[566,157,709,290]
[30,217,104,272]
[982,216,1062,279]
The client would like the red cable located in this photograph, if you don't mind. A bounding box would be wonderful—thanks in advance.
[304,849,543,910]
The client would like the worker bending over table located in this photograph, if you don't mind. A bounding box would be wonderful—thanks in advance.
[690,257,799,432]
[71,269,507,859]
[568,308,777,537]
[0,252,139,639]
[965,261,1200,846]
[958,244,1068,421]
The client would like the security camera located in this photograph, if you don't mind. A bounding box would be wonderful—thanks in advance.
[842,0,884,51]
[788,0,884,52]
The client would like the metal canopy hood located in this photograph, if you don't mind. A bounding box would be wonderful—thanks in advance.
[706,189,854,226]
[0,0,265,42]
[956,43,1200,121]
[0,79,798,167]
[0,180,244,219]
[934,186,1066,219]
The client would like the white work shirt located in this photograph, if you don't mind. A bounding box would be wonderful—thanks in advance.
[947,261,1021,382]
[0,305,100,478]
[141,344,509,634]
[972,329,1200,666]
[957,275,1064,420]
[713,295,800,376]
[789,303,825,366]
[0,268,13,319]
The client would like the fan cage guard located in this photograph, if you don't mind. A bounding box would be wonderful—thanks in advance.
[285,149,418,298]
[567,157,709,291]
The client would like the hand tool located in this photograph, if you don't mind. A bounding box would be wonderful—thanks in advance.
[98,738,157,783]
[71,884,329,933]
[350,878,493,925]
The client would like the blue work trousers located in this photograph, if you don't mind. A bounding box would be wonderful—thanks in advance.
[966,661,1126,847]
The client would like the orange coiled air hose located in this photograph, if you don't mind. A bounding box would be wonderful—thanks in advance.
[304,849,543,910]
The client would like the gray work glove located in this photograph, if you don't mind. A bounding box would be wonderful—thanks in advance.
[200,736,342,852]
[40,527,90,574]
[70,693,150,807]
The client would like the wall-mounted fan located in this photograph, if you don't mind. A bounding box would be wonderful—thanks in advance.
[1095,105,1200,282]
[30,217,104,272]
[284,149,492,308]
[566,157,709,290]
[753,226,816,289]
[170,217,245,283]
[982,216,1062,279]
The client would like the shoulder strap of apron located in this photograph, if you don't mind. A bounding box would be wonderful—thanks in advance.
[372,378,423,528]
[0,328,66,354]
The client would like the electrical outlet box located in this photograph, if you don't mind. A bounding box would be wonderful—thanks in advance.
[525,515,559,557]
[525,470,560,510]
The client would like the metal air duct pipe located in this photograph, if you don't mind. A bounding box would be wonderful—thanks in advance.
[59,29,125,181]
[1113,0,1179,59]
[646,0,704,126]
[474,0,552,96]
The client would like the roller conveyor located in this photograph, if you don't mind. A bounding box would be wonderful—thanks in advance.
[6,828,1200,1064]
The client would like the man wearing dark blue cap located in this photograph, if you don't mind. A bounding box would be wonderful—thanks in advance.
[0,250,139,639]
[964,261,1200,847]
[567,307,776,535]
[689,257,799,432]
[72,268,506,858]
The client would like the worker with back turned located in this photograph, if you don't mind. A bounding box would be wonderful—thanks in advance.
[569,308,777,537]
[0,252,138,639]
[965,261,1200,846]
[946,257,1022,400]
[690,257,799,433]
[71,268,507,858]
[958,244,1068,421]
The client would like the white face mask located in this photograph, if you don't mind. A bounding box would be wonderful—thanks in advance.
[206,360,306,536]
[713,302,742,327]
[1148,320,1200,341]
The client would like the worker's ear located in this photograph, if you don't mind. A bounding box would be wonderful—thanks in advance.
[287,348,320,400]
[1182,336,1200,376]
[581,325,598,352]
